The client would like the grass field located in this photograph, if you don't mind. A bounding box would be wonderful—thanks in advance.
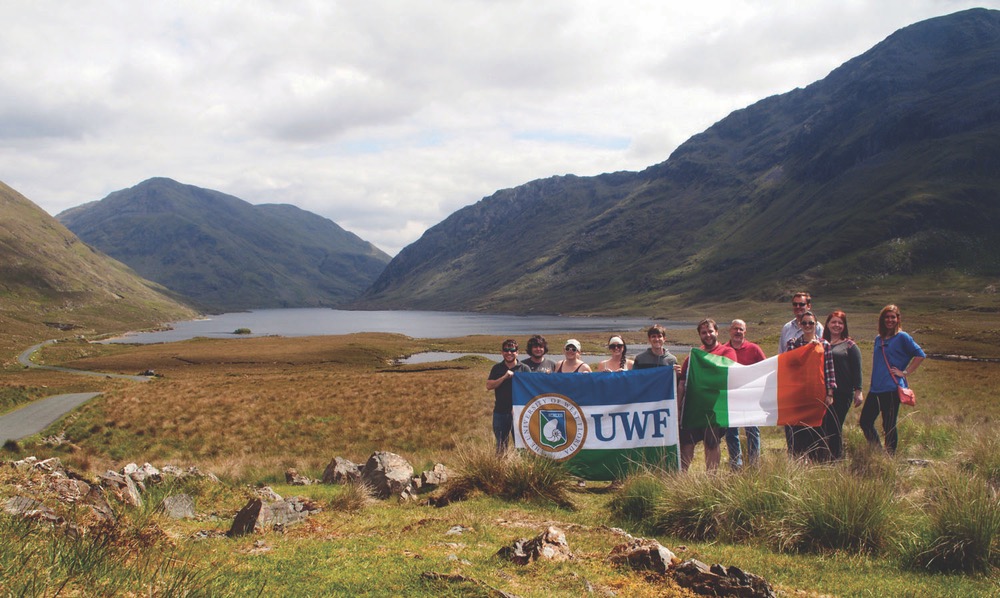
[1,309,998,596]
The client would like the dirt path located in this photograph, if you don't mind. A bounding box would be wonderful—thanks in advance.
[2,341,152,443]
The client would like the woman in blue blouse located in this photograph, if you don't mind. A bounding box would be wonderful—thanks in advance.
[859,304,925,454]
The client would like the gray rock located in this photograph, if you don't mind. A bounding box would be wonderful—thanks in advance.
[284,468,314,486]
[607,538,676,574]
[227,498,262,537]
[160,494,196,519]
[322,457,361,484]
[361,452,414,499]
[673,559,776,598]
[99,470,143,507]
[420,463,451,487]
[497,526,573,565]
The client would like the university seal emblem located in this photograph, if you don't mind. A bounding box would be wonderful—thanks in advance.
[518,394,587,461]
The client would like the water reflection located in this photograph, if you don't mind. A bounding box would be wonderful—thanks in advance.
[106,308,691,344]
[398,345,691,365]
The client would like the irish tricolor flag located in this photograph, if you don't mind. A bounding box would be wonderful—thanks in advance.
[683,344,828,429]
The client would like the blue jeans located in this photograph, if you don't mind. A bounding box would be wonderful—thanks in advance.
[493,411,514,454]
[725,426,760,469]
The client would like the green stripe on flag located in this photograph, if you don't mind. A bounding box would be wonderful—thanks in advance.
[684,349,735,429]
[564,447,680,481]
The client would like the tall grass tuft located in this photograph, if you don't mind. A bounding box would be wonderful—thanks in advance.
[435,445,576,508]
[775,466,899,554]
[901,469,1000,573]
[648,471,726,540]
[328,480,376,512]
[959,428,1000,490]
[718,457,800,543]
[607,473,665,534]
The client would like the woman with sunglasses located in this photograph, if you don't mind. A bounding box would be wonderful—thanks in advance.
[555,339,592,373]
[596,335,633,372]
[859,304,925,455]
[785,311,837,461]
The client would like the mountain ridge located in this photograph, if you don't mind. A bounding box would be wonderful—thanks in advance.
[58,177,391,312]
[358,8,1000,314]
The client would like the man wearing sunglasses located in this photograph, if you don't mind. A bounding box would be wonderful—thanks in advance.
[778,292,824,452]
[486,339,530,453]
[779,292,824,354]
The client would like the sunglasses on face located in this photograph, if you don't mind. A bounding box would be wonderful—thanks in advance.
[801,321,816,327]
[792,302,808,307]
[609,344,623,349]
[565,346,578,352]
[502,348,517,353]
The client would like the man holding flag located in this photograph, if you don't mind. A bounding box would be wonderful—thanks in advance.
[677,318,737,471]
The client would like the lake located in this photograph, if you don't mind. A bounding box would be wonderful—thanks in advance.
[107,308,692,344]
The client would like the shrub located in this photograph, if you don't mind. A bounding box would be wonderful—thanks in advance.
[901,470,1000,573]
[233,328,252,335]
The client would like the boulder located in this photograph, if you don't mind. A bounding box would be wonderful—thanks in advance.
[227,495,322,537]
[673,559,776,598]
[608,538,677,574]
[420,463,451,488]
[227,498,262,537]
[99,470,143,507]
[124,462,162,486]
[322,457,361,484]
[497,526,573,565]
[360,452,414,499]
[284,468,314,486]
[48,473,90,504]
[160,494,196,519]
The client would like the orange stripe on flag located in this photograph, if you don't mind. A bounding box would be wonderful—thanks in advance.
[776,344,827,427]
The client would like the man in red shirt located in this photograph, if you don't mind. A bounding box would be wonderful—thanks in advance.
[677,318,738,471]
[725,319,767,469]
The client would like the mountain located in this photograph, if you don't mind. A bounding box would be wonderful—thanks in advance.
[58,178,391,312]
[359,8,1000,314]
[0,181,196,349]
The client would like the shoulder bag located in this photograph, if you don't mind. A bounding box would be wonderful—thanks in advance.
[881,338,915,406]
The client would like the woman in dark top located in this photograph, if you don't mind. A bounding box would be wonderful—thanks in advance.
[822,310,864,460]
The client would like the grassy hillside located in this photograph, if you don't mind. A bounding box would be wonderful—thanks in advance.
[0,181,196,362]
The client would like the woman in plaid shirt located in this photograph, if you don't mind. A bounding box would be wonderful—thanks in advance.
[785,311,837,461]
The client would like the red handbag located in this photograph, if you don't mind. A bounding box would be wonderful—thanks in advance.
[881,340,915,406]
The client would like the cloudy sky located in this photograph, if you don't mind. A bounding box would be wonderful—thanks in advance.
[1,1,994,255]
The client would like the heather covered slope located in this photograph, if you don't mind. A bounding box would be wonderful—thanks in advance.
[360,8,1000,313]
[59,177,391,312]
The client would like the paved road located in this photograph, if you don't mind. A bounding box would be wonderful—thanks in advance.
[2,340,152,442]
[0,392,101,443]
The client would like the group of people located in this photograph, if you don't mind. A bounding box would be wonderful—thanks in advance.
[487,292,926,469]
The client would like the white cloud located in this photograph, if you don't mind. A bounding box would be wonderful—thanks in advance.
[0,0,994,255]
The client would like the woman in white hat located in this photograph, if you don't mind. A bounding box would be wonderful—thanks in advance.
[555,339,592,373]
[596,335,633,372]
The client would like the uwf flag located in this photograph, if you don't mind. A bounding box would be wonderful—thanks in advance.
[684,344,827,429]
[513,367,679,480]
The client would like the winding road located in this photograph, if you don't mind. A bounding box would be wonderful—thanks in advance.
[0,341,152,443]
